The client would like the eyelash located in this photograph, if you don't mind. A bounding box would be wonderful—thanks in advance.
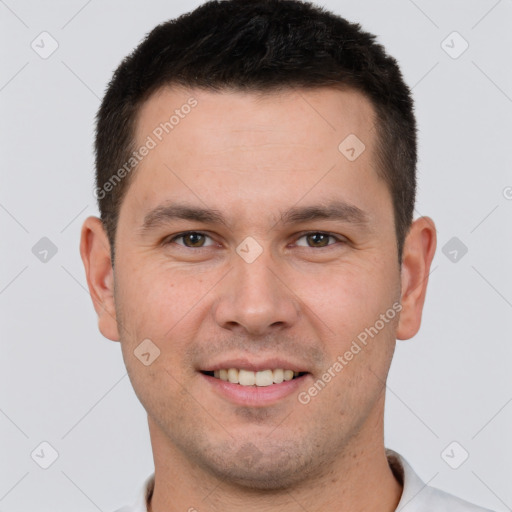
[165,231,345,249]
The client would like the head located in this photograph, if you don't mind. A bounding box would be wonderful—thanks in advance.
[81,0,436,492]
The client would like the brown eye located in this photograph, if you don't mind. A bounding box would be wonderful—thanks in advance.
[170,232,213,248]
[296,232,339,248]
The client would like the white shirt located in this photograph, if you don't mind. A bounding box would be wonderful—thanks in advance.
[114,449,494,512]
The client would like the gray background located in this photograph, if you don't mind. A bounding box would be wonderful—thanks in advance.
[1,0,511,510]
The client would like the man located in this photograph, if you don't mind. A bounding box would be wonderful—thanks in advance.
[80,1,494,511]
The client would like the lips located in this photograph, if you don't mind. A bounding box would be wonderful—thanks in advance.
[199,357,310,394]
[200,369,310,406]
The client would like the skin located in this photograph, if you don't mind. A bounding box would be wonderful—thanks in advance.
[80,86,436,512]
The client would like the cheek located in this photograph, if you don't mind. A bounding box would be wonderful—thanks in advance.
[116,258,202,334]
[114,262,199,408]
[292,258,398,341]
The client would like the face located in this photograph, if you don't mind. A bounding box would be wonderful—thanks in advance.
[82,86,434,490]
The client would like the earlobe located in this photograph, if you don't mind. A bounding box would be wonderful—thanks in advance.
[79,216,120,341]
[396,216,437,341]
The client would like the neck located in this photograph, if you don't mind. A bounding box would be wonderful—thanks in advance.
[147,405,402,512]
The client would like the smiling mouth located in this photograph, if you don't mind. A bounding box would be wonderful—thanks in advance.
[201,369,308,387]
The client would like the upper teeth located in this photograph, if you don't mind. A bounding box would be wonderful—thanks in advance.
[213,369,299,386]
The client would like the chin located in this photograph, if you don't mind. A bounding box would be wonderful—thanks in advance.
[203,443,318,491]
[215,466,308,491]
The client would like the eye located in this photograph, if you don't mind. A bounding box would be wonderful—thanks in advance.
[165,231,344,250]
[167,231,215,248]
[295,232,343,248]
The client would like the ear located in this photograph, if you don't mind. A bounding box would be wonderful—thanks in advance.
[79,216,120,341]
[396,216,437,340]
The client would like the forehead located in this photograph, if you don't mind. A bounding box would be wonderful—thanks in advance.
[120,85,390,231]
[134,85,376,167]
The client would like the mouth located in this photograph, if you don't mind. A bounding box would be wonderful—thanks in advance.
[198,359,312,406]
[201,368,309,387]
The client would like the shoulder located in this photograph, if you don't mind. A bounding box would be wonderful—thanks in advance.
[414,484,495,512]
[386,449,495,512]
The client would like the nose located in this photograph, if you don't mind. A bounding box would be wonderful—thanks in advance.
[212,249,300,336]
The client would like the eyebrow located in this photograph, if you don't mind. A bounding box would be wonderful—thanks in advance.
[139,199,370,234]
[139,203,229,233]
[279,202,369,226]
